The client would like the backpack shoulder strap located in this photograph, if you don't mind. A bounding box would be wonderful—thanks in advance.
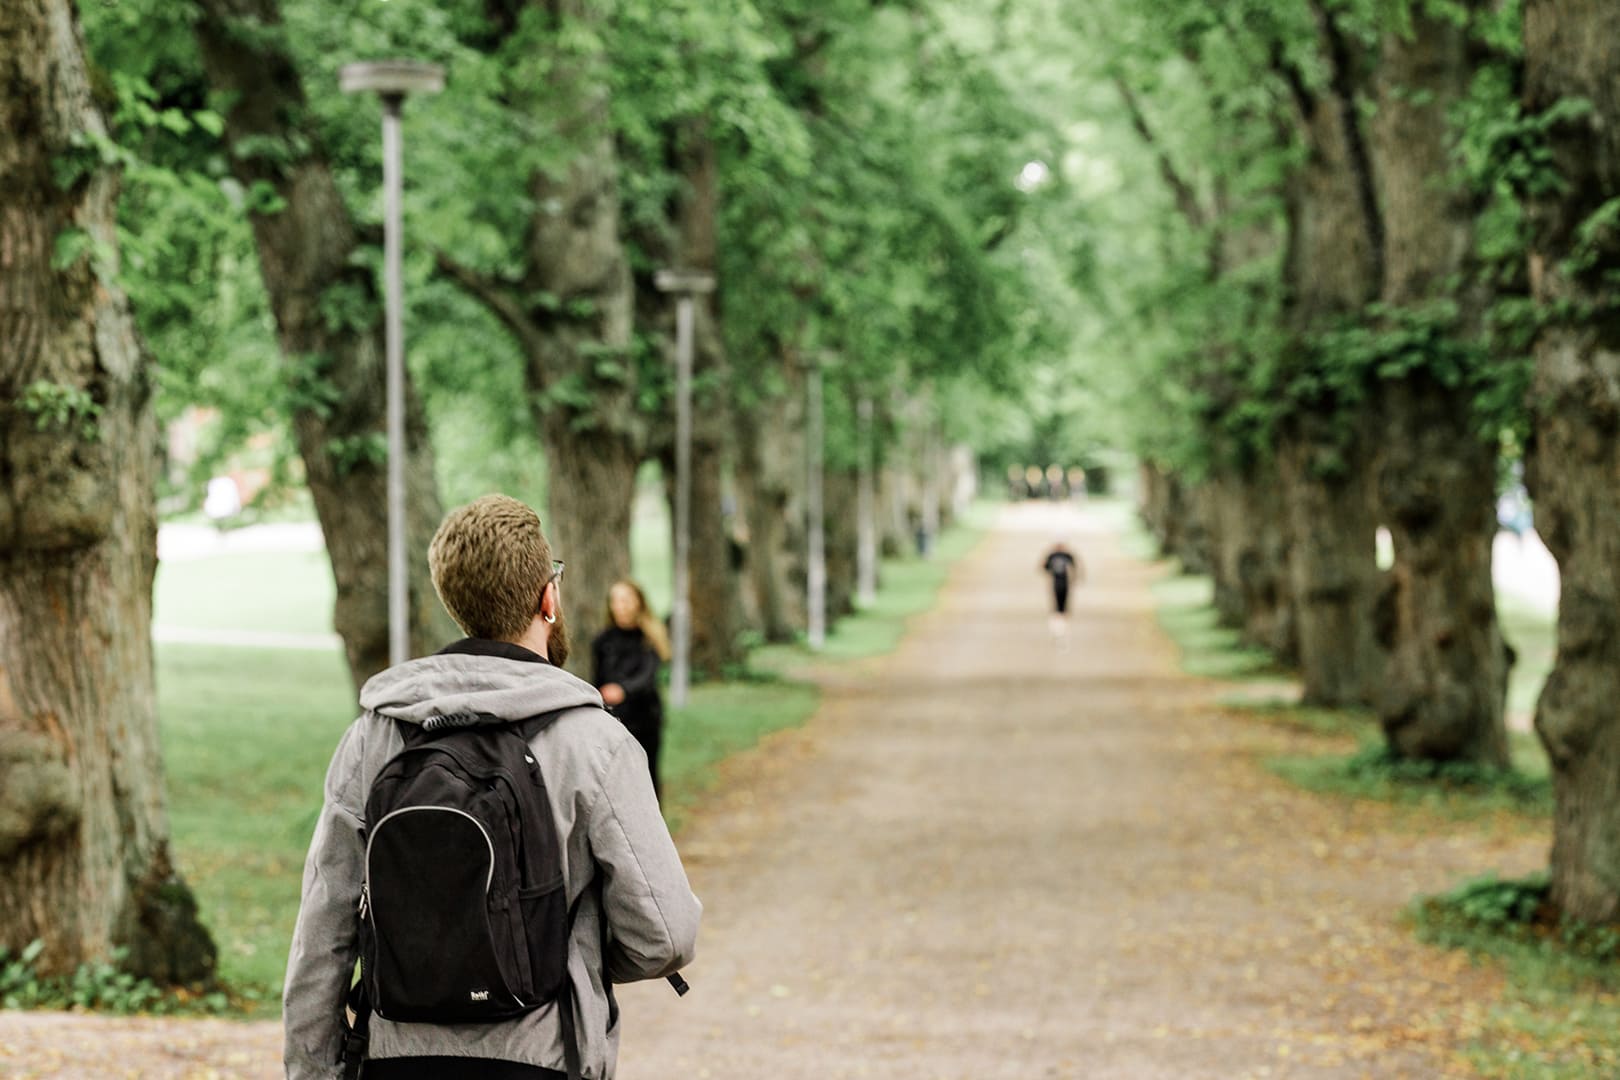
[510,706,578,745]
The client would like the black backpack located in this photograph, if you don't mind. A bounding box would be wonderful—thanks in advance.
[349,710,581,1076]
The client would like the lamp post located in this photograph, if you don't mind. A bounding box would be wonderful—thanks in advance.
[339,60,444,667]
[806,354,827,651]
[654,268,715,708]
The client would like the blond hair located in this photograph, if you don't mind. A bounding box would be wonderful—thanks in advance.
[428,495,554,642]
[606,580,671,662]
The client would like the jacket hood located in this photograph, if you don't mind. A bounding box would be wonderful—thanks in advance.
[357,652,603,727]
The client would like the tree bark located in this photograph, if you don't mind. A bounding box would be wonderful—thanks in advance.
[192,0,455,690]
[645,123,741,677]
[1522,0,1620,922]
[1203,472,1247,628]
[1274,31,1385,707]
[1371,6,1509,765]
[439,0,639,670]
[1278,417,1382,707]
[734,364,806,643]
[1168,474,1211,575]
[824,467,859,622]
[1246,478,1299,666]
[0,0,215,982]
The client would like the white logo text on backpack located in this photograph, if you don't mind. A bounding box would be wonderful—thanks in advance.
[470,990,489,1002]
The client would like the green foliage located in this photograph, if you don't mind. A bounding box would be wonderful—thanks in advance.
[1428,872,1551,930]
[1148,573,1284,680]
[1412,872,1620,1078]
[17,381,103,441]
[0,941,238,1016]
[324,432,387,476]
[1268,740,1552,817]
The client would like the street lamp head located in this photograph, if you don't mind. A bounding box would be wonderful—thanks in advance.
[339,61,445,98]
[654,268,717,295]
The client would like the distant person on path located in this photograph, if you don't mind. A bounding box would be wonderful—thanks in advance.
[592,580,671,803]
[1041,539,1084,641]
[282,495,700,1080]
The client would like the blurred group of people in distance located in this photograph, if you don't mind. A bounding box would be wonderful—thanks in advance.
[1006,463,1090,501]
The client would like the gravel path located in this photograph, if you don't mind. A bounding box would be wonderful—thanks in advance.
[0,501,1542,1078]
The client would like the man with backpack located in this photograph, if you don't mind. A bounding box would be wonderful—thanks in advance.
[282,494,701,1080]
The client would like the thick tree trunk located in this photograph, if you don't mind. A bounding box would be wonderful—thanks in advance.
[1246,480,1299,665]
[1375,379,1508,762]
[0,0,215,982]
[439,1,639,669]
[1278,419,1382,707]
[650,124,741,677]
[543,427,637,667]
[824,468,859,622]
[1168,474,1211,575]
[1275,30,1385,707]
[1522,0,1620,922]
[735,372,806,643]
[1371,6,1509,765]
[879,463,907,558]
[1204,462,1295,663]
[193,0,454,690]
[1203,472,1246,628]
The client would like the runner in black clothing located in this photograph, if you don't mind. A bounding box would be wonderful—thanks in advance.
[1041,540,1084,641]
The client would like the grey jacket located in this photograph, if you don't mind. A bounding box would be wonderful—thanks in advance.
[282,645,702,1080]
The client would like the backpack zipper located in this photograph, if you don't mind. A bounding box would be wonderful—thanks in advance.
[364,805,498,897]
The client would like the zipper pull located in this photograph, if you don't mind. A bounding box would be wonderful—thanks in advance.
[358,883,370,921]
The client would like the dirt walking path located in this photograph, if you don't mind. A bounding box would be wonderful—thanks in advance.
[611,501,1541,1079]
[0,502,1542,1078]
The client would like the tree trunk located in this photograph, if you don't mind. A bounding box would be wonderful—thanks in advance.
[543,426,637,667]
[1246,478,1298,665]
[824,468,860,622]
[1375,379,1508,763]
[438,0,639,669]
[735,371,805,643]
[0,0,215,983]
[880,462,907,558]
[1167,474,1211,575]
[655,123,740,677]
[1371,6,1509,765]
[1138,462,1169,550]
[1274,26,1385,707]
[1522,0,1620,922]
[1278,418,1382,707]
[192,0,454,690]
[1203,471,1247,628]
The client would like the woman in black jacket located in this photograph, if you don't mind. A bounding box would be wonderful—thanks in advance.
[591,580,672,801]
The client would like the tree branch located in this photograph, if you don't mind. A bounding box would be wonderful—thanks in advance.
[1209,3,1316,127]
[1112,75,1209,231]
[1308,0,1385,294]
[433,251,538,349]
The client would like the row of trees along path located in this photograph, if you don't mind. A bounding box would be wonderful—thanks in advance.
[1119,0,1620,930]
[0,502,1542,1077]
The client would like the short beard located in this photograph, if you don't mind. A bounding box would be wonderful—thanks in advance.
[547,609,572,670]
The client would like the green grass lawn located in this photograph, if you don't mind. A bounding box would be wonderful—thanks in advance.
[155,551,335,636]
[1126,524,1614,1078]
[753,501,994,668]
[155,496,990,1011]
[1149,574,1286,681]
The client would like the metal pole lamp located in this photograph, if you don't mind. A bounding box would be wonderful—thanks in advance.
[339,60,444,667]
[653,268,716,707]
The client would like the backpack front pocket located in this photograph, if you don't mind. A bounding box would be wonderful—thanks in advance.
[365,805,527,1021]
